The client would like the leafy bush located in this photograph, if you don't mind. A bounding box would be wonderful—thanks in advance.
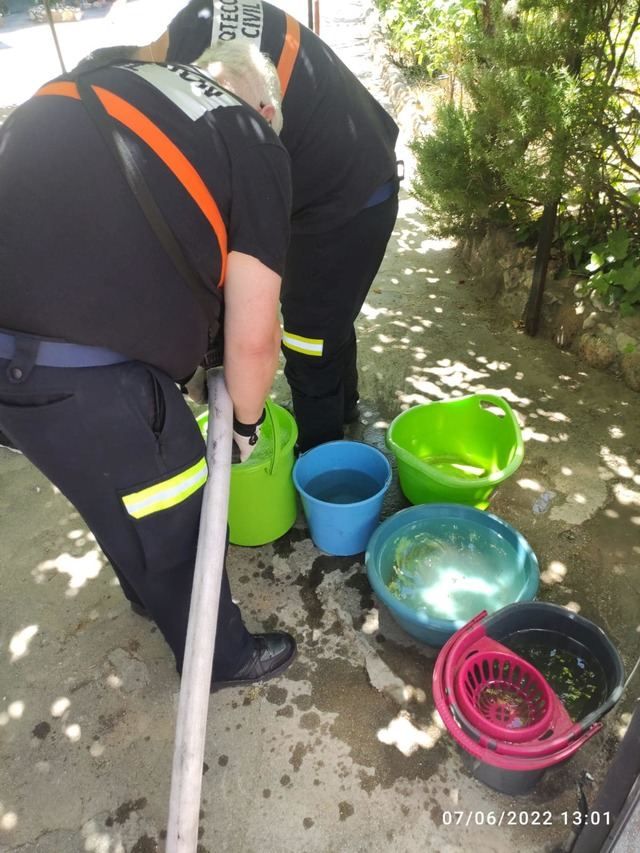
[380,0,640,313]
[376,0,477,85]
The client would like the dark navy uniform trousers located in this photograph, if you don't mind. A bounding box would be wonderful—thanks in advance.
[0,336,252,677]
[280,190,399,451]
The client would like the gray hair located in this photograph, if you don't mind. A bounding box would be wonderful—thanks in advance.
[197,42,283,134]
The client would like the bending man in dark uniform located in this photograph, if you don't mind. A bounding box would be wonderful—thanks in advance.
[129,0,400,451]
[0,47,296,688]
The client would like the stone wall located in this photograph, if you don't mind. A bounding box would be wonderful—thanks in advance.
[459,230,640,393]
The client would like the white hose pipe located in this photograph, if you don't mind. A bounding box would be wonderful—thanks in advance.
[166,369,233,853]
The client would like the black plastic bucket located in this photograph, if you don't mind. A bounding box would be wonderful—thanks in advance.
[453,603,626,795]
[459,750,547,795]
[483,602,625,729]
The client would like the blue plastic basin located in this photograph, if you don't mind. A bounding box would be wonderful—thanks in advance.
[365,504,539,647]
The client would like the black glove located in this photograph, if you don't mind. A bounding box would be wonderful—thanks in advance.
[232,409,266,463]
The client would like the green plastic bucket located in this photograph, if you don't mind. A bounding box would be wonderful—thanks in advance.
[386,394,524,509]
[196,400,298,546]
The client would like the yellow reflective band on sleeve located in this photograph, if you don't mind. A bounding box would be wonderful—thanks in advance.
[282,331,324,357]
[122,457,208,519]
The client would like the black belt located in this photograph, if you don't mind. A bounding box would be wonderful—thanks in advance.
[0,330,128,369]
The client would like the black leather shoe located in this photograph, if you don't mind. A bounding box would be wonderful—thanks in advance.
[212,632,297,691]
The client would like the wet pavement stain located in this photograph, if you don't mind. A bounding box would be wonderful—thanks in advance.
[97,709,126,735]
[358,770,377,793]
[276,704,294,717]
[131,835,158,853]
[263,788,271,798]
[272,527,308,559]
[32,721,50,739]
[344,568,374,612]
[299,711,321,731]
[373,635,438,700]
[290,741,312,771]
[218,754,229,766]
[105,798,148,826]
[292,694,314,712]
[280,773,291,786]
[339,801,355,821]
[295,554,362,628]
[265,685,288,706]
[303,817,314,829]
[308,656,449,789]
[262,613,280,632]
[261,562,275,582]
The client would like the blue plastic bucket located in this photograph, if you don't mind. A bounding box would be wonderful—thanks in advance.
[293,440,392,556]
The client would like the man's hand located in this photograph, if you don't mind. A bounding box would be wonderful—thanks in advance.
[232,409,266,463]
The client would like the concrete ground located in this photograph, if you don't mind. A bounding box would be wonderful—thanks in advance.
[1,2,639,852]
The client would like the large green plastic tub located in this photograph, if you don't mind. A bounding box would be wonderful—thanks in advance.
[197,400,298,546]
[386,394,524,509]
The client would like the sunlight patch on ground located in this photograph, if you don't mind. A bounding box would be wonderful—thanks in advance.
[521,427,550,443]
[360,302,393,320]
[90,740,106,758]
[517,478,543,492]
[0,699,25,727]
[361,609,379,635]
[65,723,82,742]
[377,709,443,756]
[9,624,38,663]
[536,408,570,423]
[616,711,633,740]
[0,809,18,831]
[51,697,71,717]
[600,446,637,481]
[82,818,122,853]
[7,700,24,720]
[540,560,568,585]
[34,548,104,595]
[614,484,640,506]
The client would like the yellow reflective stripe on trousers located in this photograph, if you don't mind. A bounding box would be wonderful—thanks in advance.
[282,331,324,357]
[122,457,208,519]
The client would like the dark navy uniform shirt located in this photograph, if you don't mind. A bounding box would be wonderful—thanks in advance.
[0,62,291,379]
[166,0,399,234]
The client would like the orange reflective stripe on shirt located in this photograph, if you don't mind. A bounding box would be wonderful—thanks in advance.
[277,14,300,99]
[35,81,228,287]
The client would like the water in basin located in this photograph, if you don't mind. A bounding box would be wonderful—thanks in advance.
[384,517,524,622]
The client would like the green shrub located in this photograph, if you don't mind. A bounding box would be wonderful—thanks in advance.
[390,0,640,312]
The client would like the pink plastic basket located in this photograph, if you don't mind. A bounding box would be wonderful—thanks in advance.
[455,649,554,743]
